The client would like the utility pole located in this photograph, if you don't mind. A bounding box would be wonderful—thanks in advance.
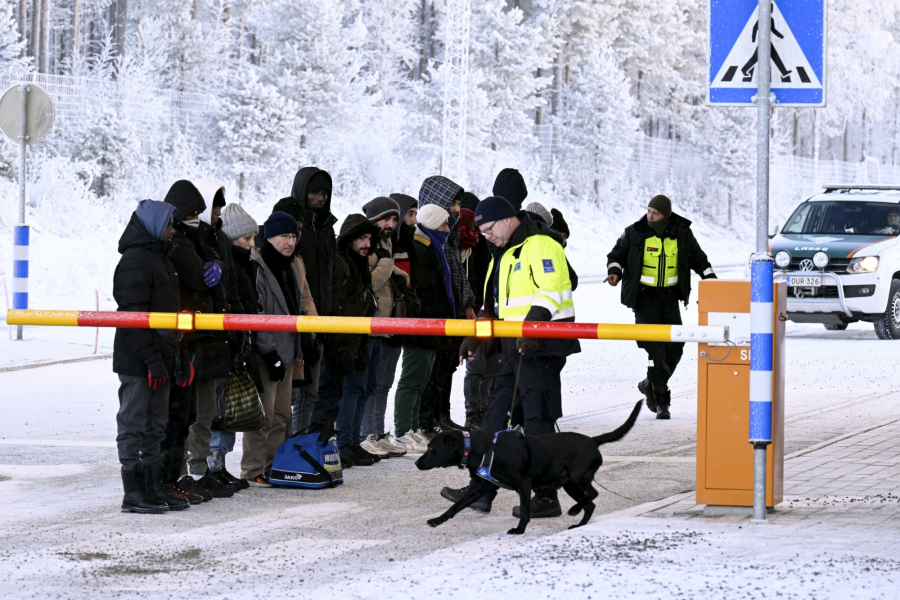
[750,0,774,524]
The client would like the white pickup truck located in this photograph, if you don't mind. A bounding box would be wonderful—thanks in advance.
[769,184,900,339]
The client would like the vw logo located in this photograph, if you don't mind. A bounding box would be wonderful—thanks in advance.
[799,259,815,271]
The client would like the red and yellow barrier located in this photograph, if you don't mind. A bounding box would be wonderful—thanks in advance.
[5,310,728,343]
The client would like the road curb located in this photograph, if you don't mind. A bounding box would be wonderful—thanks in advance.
[0,353,112,373]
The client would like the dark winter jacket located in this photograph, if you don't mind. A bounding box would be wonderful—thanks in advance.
[484,213,580,361]
[492,168,528,211]
[606,212,716,310]
[291,167,338,317]
[328,215,379,368]
[112,211,182,378]
[164,181,232,379]
[465,236,491,312]
[406,224,459,350]
[418,176,475,315]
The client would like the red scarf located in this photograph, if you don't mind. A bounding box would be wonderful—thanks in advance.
[458,208,478,250]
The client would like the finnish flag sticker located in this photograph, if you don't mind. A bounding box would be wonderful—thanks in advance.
[542,259,555,273]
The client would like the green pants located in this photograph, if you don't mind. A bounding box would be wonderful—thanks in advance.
[393,347,436,436]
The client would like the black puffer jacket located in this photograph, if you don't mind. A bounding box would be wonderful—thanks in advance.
[606,212,715,310]
[112,214,181,378]
[328,215,379,367]
[291,167,338,317]
[164,181,232,379]
[406,226,458,350]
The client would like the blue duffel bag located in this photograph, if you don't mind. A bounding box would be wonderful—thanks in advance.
[269,433,343,489]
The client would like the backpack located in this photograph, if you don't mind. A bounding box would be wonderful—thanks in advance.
[269,433,343,489]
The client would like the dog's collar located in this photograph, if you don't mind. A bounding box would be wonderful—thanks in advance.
[458,431,471,469]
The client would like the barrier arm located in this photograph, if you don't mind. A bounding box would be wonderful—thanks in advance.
[6,310,729,344]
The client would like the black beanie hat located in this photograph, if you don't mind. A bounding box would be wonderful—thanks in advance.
[474,196,517,226]
[550,208,570,238]
[272,197,305,221]
[390,193,418,218]
[492,168,528,211]
[308,172,332,194]
[164,180,207,222]
[648,194,672,217]
[264,211,300,239]
[461,191,480,212]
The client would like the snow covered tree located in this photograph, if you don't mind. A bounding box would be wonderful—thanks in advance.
[205,67,306,202]
[0,1,30,80]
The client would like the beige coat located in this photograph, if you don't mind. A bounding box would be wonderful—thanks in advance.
[292,255,318,316]
[368,237,409,337]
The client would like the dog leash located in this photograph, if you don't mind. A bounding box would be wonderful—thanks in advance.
[506,354,524,429]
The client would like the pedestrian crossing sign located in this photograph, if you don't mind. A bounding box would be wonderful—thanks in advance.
[708,0,825,106]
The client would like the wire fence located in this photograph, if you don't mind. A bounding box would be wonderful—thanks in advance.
[1,73,212,132]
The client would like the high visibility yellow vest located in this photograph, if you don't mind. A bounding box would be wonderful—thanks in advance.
[485,234,574,321]
[641,236,679,287]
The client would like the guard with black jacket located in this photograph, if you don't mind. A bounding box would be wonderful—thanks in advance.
[112,199,190,514]
[307,214,378,465]
[604,195,717,419]
[160,180,235,501]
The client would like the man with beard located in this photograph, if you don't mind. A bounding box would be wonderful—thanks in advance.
[604,195,716,419]
[308,214,379,466]
[355,197,411,459]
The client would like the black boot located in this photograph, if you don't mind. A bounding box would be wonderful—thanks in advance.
[440,485,494,513]
[207,450,248,490]
[656,390,671,420]
[512,492,563,518]
[638,379,657,413]
[197,470,236,497]
[145,463,189,511]
[121,467,167,514]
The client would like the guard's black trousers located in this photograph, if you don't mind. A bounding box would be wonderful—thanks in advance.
[481,355,566,436]
[634,289,684,393]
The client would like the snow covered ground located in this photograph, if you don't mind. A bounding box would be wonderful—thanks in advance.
[1,271,898,598]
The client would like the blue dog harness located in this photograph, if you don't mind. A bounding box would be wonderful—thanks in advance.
[458,431,471,469]
[475,430,524,491]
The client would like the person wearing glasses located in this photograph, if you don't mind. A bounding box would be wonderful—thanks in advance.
[445,195,579,519]
[241,212,306,486]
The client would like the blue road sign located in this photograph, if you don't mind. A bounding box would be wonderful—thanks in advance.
[709,0,825,106]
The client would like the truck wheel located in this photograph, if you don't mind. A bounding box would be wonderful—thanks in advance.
[874,279,900,340]
[824,323,848,331]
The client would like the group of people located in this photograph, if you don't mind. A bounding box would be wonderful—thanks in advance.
[112,163,715,520]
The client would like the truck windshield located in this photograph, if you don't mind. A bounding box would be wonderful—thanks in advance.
[782,201,900,236]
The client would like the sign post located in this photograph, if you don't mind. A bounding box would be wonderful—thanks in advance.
[708,0,825,522]
[0,83,55,341]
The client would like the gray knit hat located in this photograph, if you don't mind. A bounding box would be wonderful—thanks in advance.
[363,196,401,222]
[221,203,259,242]
[525,202,553,226]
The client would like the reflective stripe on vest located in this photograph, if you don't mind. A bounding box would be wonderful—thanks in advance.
[641,236,679,287]
[484,234,575,321]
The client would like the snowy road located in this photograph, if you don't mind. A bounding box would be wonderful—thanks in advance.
[0,279,898,598]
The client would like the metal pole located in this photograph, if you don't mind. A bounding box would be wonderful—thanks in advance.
[14,84,29,341]
[750,0,774,523]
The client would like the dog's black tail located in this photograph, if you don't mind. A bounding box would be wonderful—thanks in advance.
[592,400,642,447]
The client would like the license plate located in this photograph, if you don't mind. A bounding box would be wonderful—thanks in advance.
[787,276,821,287]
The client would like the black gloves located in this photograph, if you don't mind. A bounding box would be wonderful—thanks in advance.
[300,333,321,365]
[262,350,286,382]
[459,336,480,361]
[147,359,169,390]
[232,331,252,367]
[516,338,540,355]
[175,349,194,387]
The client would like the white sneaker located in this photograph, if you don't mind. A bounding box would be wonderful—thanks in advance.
[360,434,391,458]
[411,429,435,446]
[374,433,407,457]
[395,430,428,453]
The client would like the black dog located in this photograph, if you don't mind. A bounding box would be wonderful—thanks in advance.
[415,400,642,535]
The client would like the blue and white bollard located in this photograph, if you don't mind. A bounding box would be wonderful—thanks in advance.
[13,224,29,340]
[749,254,774,521]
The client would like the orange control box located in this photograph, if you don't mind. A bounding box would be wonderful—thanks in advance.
[696,279,786,507]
